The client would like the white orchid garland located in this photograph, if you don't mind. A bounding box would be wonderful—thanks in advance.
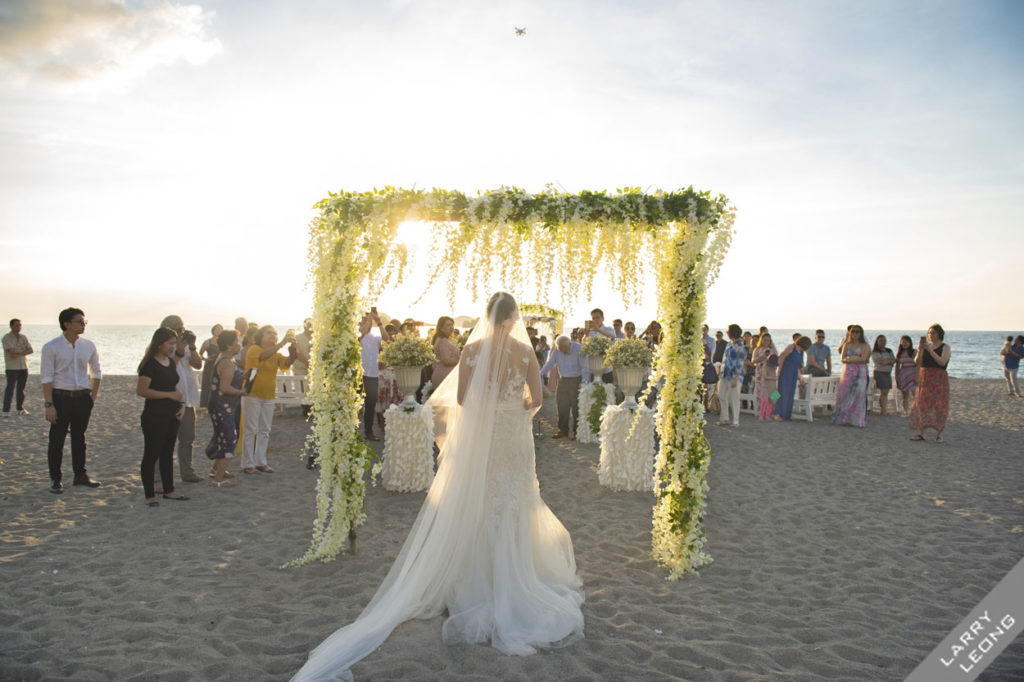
[294,186,734,579]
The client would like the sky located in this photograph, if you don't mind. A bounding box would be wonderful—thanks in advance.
[1,0,1022,332]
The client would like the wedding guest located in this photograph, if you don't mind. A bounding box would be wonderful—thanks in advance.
[805,330,832,376]
[233,317,248,368]
[701,324,715,362]
[910,324,952,442]
[773,336,811,421]
[206,330,244,487]
[359,312,393,441]
[712,330,726,364]
[832,326,871,427]
[741,331,756,393]
[624,322,638,340]
[136,327,188,506]
[160,315,204,483]
[752,333,779,422]
[641,321,661,348]
[895,335,918,415]
[871,335,896,416]
[536,336,550,379]
[41,307,101,493]
[375,323,403,432]
[198,323,223,410]
[540,335,590,438]
[717,324,746,427]
[1001,335,1023,397]
[587,308,615,383]
[292,318,314,376]
[241,325,296,473]
[3,318,33,417]
[430,316,460,387]
[613,319,626,339]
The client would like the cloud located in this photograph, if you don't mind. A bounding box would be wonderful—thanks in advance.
[0,0,222,86]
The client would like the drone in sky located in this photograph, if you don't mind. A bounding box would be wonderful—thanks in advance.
[514,27,526,36]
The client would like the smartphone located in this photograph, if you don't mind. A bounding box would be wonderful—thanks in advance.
[371,306,377,314]
[919,336,926,344]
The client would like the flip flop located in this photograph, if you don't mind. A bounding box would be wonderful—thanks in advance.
[935,436,944,444]
[910,434,925,441]
[162,494,190,501]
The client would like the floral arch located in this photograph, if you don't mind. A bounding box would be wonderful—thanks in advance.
[292,186,734,580]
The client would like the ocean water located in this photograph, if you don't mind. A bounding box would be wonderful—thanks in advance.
[8,325,1017,379]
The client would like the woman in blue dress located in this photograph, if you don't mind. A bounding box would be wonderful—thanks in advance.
[773,336,812,421]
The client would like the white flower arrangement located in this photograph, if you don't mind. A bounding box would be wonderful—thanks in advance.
[604,337,654,368]
[380,334,436,368]
[577,381,614,444]
[580,335,612,358]
[598,404,656,491]
[294,185,734,580]
[381,403,435,493]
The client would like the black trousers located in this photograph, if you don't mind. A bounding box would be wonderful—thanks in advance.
[556,376,581,435]
[141,410,180,498]
[4,369,27,411]
[47,391,94,482]
[362,377,378,436]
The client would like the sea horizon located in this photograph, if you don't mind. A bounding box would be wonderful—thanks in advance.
[8,324,1017,380]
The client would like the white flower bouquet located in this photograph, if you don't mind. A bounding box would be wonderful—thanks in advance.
[580,335,612,358]
[380,334,437,367]
[604,338,654,368]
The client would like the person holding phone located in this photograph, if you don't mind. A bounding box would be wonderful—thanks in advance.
[358,310,393,441]
[832,325,871,427]
[241,325,296,473]
[910,324,952,443]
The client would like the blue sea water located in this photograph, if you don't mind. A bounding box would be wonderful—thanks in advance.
[9,325,1018,379]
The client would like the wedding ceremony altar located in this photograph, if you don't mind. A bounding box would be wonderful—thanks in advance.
[290,186,734,580]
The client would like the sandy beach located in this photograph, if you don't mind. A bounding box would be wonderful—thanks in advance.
[1,375,1021,681]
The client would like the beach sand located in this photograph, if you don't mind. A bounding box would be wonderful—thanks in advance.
[1,376,1021,680]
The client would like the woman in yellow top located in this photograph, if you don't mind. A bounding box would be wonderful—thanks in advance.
[241,325,296,474]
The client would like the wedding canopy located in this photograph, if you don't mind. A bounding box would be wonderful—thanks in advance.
[293,186,734,580]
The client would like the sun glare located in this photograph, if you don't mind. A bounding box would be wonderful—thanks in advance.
[394,220,435,252]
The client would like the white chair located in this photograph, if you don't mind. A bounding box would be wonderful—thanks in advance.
[791,375,840,422]
[275,375,308,413]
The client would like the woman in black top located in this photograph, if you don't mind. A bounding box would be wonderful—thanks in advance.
[136,327,188,506]
[909,323,952,443]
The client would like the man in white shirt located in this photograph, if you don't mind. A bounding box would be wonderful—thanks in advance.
[3,318,33,416]
[161,315,204,483]
[358,310,392,441]
[41,307,101,493]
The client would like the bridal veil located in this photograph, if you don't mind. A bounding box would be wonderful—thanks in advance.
[293,292,583,681]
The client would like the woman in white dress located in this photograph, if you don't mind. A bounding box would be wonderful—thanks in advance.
[293,292,584,681]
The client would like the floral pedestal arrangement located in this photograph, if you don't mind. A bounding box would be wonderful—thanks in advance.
[382,403,435,493]
[598,404,656,491]
[615,366,648,407]
[577,381,614,444]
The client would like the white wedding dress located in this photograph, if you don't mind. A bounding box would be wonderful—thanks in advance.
[294,295,584,681]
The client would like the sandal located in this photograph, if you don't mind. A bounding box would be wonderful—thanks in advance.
[146,498,159,507]
[255,466,274,473]
[910,434,925,441]
[243,468,257,474]
[162,493,190,501]
[212,480,237,488]
[935,436,944,444]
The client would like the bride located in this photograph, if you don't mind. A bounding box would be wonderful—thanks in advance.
[293,292,584,681]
